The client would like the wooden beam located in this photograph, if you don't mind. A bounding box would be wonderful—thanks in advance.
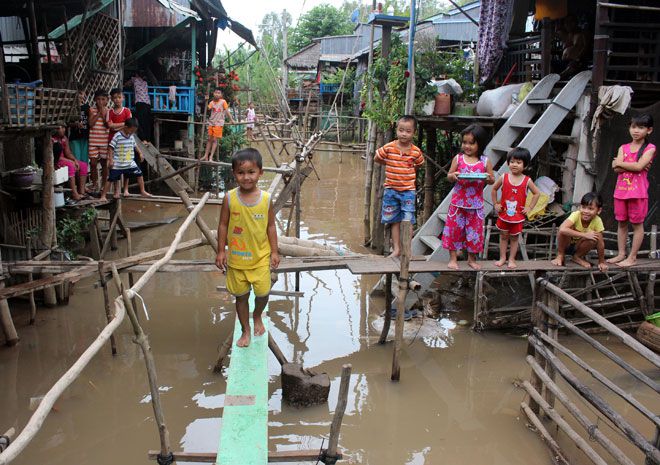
[147,449,342,463]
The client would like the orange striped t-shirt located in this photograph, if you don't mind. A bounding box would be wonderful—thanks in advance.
[374,141,424,191]
[88,107,110,147]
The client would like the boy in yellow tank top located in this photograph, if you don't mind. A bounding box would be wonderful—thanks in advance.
[216,148,280,347]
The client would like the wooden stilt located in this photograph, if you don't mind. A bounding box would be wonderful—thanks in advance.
[110,265,172,462]
[268,333,288,366]
[213,325,234,372]
[378,273,393,344]
[326,364,352,464]
[391,221,411,381]
[26,239,37,325]
[98,262,117,355]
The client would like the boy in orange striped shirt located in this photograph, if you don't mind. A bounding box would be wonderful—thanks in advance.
[374,115,424,257]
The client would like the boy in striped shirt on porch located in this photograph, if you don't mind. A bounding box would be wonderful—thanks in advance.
[374,115,424,257]
[100,118,151,201]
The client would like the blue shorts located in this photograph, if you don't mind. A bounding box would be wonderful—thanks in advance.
[108,166,143,182]
[381,188,416,224]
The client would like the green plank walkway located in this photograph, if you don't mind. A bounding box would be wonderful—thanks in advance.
[216,306,269,465]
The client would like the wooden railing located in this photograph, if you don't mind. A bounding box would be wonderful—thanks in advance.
[523,277,660,465]
[1,85,77,129]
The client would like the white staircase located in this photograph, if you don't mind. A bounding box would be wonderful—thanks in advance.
[402,71,592,305]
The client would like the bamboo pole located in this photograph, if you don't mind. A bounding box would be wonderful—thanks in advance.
[160,152,290,173]
[526,356,635,465]
[391,221,411,381]
[520,402,570,465]
[268,333,289,366]
[536,300,659,392]
[213,328,234,372]
[98,262,117,355]
[0,295,125,464]
[533,329,659,428]
[129,193,210,295]
[178,190,218,253]
[326,364,352,461]
[646,224,657,311]
[538,279,660,368]
[522,380,608,465]
[110,265,172,462]
[527,280,547,414]
[529,337,660,463]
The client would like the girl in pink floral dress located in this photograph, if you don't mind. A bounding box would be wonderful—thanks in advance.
[442,124,495,270]
[608,114,655,267]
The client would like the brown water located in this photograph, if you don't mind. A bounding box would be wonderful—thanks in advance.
[1,146,656,465]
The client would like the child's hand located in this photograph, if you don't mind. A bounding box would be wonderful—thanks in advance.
[494,203,502,213]
[485,173,495,183]
[270,252,280,270]
[598,262,609,272]
[611,159,619,168]
[215,251,227,272]
[447,172,458,182]
[521,206,529,214]
[107,158,114,168]
[582,231,599,242]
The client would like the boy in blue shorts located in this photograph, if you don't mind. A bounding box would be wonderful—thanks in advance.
[374,115,425,257]
[100,118,152,201]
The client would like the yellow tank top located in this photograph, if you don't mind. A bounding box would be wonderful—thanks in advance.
[227,188,271,269]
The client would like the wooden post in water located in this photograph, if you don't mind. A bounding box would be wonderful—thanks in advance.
[0,250,19,346]
[41,133,58,307]
[98,262,117,355]
[527,278,547,415]
[326,364,352,463]
[391,221,411,381]
[378,273,393,344]
[423,128,437,223]
[26,238,37,325]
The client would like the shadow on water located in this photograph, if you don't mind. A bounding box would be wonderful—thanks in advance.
[0,145,573,464]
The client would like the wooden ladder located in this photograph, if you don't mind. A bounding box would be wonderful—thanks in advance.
[135,139,193,194]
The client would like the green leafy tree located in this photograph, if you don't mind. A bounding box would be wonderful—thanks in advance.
[288,5,353,53]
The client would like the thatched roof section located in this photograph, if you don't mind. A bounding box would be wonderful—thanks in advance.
[285,42,320,70]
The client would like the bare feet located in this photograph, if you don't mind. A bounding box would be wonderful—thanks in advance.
[387,250,400,258]
[113,191,121,199]
[607,254,626,264]
[123,190,129,197]
[495,258,506,267]
[571,256,592,269]
[447,260,459,270]
[507,260,518,269]
[236,330,251,348]
[616,257,636,267]
[467,260,481,270]
[140,191,153,198]
[253,315,265,337]
[598,262,609,272]
[99,196,107,202]
[551,256,564,266]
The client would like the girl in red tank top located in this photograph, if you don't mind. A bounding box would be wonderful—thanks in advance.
[491,148,540,268]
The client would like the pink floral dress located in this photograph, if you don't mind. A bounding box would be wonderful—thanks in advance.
[441,154,487,253]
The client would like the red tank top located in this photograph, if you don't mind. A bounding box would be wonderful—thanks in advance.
[499,173,529,223]
[108,107,132,142]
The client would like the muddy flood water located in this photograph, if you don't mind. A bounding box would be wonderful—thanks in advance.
[1,145,657,465]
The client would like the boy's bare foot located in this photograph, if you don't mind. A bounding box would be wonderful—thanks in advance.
[598,262,609,272]
[236,331,251,348]
[507,261,518,269]
[113,192,121,199]
[123,190,129,197]
[253,316,265,337]
[616,257,636,267]
[387,250,400,258]
[467,260,481,270]
[607,254,626,264]
[140,191,153,198]
[571,256,592,268]
[447,260,459,270]
[551,256,564,266]
[495,258,506,267]
[99,196,107,202]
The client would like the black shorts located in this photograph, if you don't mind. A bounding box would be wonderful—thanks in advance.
[108,166,142,182]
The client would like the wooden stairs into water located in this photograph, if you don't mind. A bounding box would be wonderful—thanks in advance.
[135,138,193,194]
[405,71,592,305]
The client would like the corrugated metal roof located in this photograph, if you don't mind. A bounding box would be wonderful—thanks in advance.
[123,0,198,28]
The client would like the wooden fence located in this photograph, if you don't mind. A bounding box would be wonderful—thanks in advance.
[523,277,660,465]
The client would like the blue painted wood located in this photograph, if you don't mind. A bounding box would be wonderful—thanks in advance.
[124,86,195,115]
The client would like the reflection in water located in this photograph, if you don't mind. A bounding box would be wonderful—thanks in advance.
[0,146,559,465]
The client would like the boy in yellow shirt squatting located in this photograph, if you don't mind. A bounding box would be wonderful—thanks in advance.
[216,148,280,347]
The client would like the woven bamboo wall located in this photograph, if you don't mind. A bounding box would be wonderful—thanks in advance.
[71,13,121,100]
